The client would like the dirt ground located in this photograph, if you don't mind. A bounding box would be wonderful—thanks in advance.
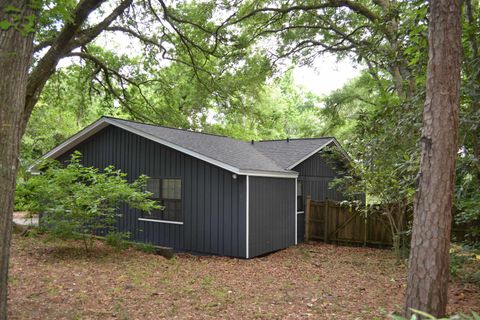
[8,235,480,320]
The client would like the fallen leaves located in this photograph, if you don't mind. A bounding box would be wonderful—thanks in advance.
[7,236,480,319]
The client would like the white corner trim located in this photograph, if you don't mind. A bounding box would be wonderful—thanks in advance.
[246,175,250,259]
[295,177,298,245]
[138,218,184,225]
[286,138,351,170]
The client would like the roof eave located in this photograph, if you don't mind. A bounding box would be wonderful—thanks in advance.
[238,169,298,178]
[286,137,352,170]
[27,117,299,179]
[27,117,111,172]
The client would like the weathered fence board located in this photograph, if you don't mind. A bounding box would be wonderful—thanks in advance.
[304,198,395,247]
[304,198,478,247]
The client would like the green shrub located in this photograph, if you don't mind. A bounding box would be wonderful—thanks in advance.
[450,251,468,277]
[16,152,160,251]
[391,310,480,320]
[134,242,157,254]
[105,232,131,250]
[449,245,480,283]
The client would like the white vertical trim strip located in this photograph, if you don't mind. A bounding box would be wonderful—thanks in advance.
[246,175,250,259]
[295,177,298,245]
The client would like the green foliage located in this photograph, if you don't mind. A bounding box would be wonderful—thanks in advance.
[1,3,38,35]
[18,0,480,251]
[15,152,159,251]
[21,63,325,171]
[134,242,157,254]
[391,310,480,320]
[105,232,131,251]
[455,155,480,243]
[20,64,127,169]
[449,245,480,283]
[324,71,418,254]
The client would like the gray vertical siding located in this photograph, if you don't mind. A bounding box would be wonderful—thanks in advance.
[56,125,247,258]
[293,152,345,202]
[248,177,296,258]
[293,152,345,242]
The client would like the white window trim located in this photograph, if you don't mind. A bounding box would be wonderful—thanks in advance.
[138,218,184,225]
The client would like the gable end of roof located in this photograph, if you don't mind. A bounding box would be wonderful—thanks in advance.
[28,117,298,178]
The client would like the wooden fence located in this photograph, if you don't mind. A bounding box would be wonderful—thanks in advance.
[304,197,396,246]
[304,197,479,247]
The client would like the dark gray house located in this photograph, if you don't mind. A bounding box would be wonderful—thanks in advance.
[31,116,349,258]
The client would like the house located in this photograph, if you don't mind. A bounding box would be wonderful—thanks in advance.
[31,116,350,258]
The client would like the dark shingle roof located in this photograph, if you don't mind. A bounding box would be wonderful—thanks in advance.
[108,118,291,173]
[253,138,334,169]
[33,116,342,176]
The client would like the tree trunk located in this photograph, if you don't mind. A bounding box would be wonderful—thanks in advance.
[0,1,35,318]
[405,0,461,318]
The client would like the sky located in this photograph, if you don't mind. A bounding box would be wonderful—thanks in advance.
[292,54,361,96]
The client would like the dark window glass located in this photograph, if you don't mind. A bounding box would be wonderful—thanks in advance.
[297,181,303,211]
[144,178,182,222]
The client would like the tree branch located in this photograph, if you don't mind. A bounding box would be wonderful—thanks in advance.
[228,1,380,26]
[24,0,133,131]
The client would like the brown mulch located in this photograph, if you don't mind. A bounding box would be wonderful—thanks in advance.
[8,235,480,320]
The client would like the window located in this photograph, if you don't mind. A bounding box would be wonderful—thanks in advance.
[143,178,182,223]
[297,181,303,212]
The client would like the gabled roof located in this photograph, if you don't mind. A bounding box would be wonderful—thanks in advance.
[253,137,350,170]
[30,117,349,178]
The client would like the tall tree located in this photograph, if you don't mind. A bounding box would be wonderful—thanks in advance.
[0,0,35,316]
[405,0,461,317]
[0,0,224,317]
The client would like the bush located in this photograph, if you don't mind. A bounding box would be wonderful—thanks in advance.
[105,232,131,250]
[16,152,160,251]
[391,310,480,320]
[134,242,157,254]
[449,245,480,283]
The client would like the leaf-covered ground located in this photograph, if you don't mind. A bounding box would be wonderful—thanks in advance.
[8,235,480,319]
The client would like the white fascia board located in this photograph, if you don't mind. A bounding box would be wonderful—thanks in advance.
[27,118,111,172]
[109,119,242,174]
[286,138,352,170]
[28,117,300,179]
[330,138,352,162]
[238,169,298,178]
[112,121,300,178]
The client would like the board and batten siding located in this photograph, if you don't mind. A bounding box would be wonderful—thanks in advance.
[248,176,296,258]
[294,152,344,200]
[293,152,345,243]
[56,125,247,258]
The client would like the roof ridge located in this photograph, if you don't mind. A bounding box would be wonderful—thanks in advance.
[258,137,334,142]
[103,116,233,139]
[105,116,293,173]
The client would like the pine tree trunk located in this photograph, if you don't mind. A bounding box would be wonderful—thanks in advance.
[0,1,35,318]
[405,0,461,318]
